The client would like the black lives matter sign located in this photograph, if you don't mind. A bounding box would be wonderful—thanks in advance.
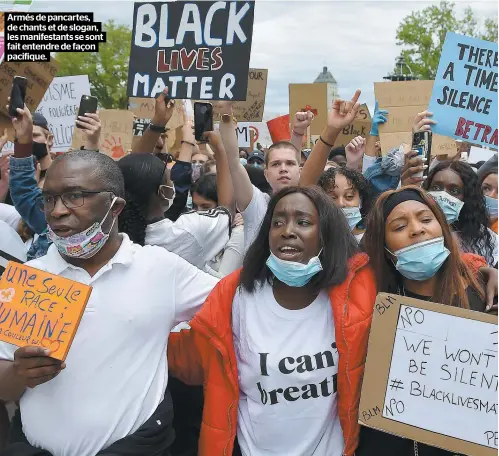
[127,1,255,100]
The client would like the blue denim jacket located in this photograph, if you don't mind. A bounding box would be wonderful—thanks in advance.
[9,156,51,260]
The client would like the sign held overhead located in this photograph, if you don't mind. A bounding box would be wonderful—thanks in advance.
[428,32,498,149]
[128,1,255,101]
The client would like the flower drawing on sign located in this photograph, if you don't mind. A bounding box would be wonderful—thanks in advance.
[0,288,15,303]
[103,136,125,159]
[302,105,318,116]
[41,338,61,354]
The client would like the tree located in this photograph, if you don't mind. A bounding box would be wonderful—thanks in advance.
[55,20,132,109]
[395,1,498,79]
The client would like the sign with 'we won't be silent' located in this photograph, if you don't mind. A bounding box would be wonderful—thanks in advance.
[0,262,92,360]
[360,293,498,456]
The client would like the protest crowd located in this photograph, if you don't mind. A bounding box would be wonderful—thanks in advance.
[0,2,497,456]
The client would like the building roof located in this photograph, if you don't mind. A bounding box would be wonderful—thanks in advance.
[314,66,337,84]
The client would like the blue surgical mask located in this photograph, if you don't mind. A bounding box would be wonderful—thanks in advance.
[429,191,464,224]
[341,206,362,231]
[266,250,323,287]
[240,158,248,166]
[485,195,498,219]
[387,237,450,281]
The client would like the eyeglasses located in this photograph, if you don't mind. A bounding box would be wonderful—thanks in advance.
[39,191,113,212]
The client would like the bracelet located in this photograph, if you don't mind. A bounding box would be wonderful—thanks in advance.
[149,123,168,133]
[319,136,334,148]
[181,140,196,147]
[292,129,305,137]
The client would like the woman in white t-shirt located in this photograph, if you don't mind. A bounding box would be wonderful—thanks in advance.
[318,166,373,243]
[191,173,244,278]
[168,186,377,456]
[118,153,232,271]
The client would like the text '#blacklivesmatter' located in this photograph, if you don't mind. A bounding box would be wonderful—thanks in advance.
[127,1,255,100]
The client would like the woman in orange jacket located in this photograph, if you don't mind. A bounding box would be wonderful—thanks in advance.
[168,186,377,456]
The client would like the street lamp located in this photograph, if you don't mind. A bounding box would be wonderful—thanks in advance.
[383,56,418,81]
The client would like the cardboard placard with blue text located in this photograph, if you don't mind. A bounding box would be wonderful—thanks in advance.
[428,32,498,149]
[359,293,497,456]
[127,1,255,100]
[0,262,92,361]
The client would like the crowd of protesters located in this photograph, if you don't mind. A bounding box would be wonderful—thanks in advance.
[0,78,496,456]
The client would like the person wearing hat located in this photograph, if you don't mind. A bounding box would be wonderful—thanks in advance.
[478,155,498,233]
[300,148,311,167]
[6,104,101,260]
[247,150,265,168]
[328,146,347,167]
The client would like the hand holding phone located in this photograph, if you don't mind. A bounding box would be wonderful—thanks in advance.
[411,131,432,179]
[9,76,28,118]
[194,102,213,142]
[77,95,98,127]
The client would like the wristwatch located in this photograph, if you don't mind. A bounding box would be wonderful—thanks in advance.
[149,123,168,133]
[220,113,237,124]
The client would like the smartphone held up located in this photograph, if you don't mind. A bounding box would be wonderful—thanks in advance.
[411,131,432,179]
[8,76,28,118]
[77,95,98,128]
[194,102,213,142]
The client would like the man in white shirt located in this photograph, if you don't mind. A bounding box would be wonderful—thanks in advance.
[0,124,218,456]
[217,92,362,251]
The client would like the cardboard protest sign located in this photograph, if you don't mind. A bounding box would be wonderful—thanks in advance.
[72,110,134,159]
[375,80,458,157]
[212,68,267,122]
[267,114,290,143]
[128,1,255,101]
[0,262,92,361]
[0,60,59,142]
[128,97,192,152]
[332,103,371,147]
[360,293,498,456]
[289,83,329,136]
[428,33,497,149]
[35,75,91,153]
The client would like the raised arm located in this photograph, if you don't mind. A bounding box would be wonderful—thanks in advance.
[204,129,235,218]
[300,89,361,186]
[132,88,174,154]
[218,102,254,211]
[290,111,314,152]
[7,105,47,234]
[75,112,102,151]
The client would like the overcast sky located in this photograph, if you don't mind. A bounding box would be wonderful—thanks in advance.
[32,0,498,118]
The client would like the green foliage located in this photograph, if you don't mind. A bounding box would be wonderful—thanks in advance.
[55,20,132,109]
[395,1,498,79]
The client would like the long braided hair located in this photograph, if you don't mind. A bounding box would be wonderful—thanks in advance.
[118,154,166,246]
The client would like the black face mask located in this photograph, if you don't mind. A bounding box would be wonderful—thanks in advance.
[32,141,48,160]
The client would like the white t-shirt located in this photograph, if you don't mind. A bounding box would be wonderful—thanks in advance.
[205,225,245,278]
[0,234,219,456]
[145,207,230,269]
[232,283,344,456]
[0,202,21,231]
[0,220,26,271]
[242,186,271,252]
